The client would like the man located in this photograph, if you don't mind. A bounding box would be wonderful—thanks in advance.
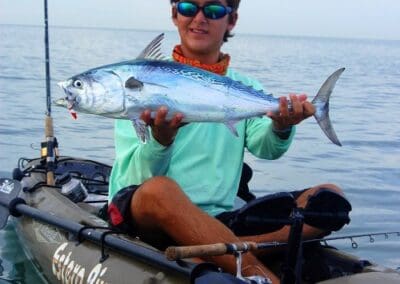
[108,0,346,282]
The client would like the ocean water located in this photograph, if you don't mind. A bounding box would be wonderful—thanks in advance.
[0,25,399,282]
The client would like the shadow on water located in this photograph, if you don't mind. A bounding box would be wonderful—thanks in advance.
[0,223,47,284]
[0,171,47,284]
[0,172,47,284]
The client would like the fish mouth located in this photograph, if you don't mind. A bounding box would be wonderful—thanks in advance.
[53,97,78,119]
[65,97,75,110]
[67,101,75,111]
[55,80,79,119]
[53,97,76,110]
[53,97,68,107]
[56,80,77,109]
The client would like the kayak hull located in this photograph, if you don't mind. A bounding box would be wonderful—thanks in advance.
[14,185,189,284]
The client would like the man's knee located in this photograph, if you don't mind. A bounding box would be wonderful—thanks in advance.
[296,183,344,208]
[141,176,181,195]
[131,176,183,222]
[313,183,344,196]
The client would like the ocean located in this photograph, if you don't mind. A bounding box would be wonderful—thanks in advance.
[0,25,399,283]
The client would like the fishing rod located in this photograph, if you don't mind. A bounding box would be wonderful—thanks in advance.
[165,230,399,284]
[42,0,58,186]
[165,231,400,260]
[305,231,400,249]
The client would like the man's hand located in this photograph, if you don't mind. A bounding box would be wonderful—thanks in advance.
[267,94,315,130]
[140,107,184,146]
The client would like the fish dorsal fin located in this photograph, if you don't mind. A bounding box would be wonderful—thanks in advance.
[136,33,167,61]
[125,77,144,90]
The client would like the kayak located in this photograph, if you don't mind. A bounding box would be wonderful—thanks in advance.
[1,156,399,284]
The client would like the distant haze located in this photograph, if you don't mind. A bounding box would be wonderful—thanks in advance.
[1,0,399,40]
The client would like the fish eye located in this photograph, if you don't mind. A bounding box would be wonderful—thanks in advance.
[73,79,83,88]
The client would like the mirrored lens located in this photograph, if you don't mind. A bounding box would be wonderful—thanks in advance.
[177,2,198,17]
[203,4,228,19]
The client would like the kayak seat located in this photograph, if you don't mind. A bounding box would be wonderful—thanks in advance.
[227,192,296,236]
[234,163,352,234]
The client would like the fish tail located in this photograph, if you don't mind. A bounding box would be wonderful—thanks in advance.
[311,68,345,146]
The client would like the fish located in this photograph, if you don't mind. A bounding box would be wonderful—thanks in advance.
[56,33,344,146]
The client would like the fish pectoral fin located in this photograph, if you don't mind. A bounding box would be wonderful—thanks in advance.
[224,121,239,137]
[125,77,144,90]
[132,119,149,143]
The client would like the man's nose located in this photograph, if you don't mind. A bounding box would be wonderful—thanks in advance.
[192,8,208,22]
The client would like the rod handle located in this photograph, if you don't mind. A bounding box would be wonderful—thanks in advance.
[45,116,54,137]
[46,172,55,186]
[165,242,257,260]
[44,115,55,186]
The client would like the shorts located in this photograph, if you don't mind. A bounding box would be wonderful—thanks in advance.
[107,184,175,249]
[108,185,140,231]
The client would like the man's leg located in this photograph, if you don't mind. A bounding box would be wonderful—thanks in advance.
[130,176,280,283]
[239,183,345,244]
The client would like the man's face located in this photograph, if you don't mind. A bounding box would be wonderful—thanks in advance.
[172,0,237,60]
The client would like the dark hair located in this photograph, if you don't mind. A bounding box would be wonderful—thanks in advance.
[170,0,240,42]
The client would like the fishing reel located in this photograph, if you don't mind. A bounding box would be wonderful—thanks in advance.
[234,251,272,284]
[169,243,273,284]
[245,276,271,284]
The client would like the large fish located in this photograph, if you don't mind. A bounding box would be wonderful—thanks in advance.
[56,33,344,146]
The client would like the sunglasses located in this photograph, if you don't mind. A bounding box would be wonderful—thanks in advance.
[176,1,233,20]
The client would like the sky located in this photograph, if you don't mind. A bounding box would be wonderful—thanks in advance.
[1,0,399,41]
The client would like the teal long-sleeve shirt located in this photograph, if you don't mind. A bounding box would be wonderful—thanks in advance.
[108,68,295,217]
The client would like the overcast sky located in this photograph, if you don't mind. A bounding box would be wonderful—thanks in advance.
[1,0,399,40]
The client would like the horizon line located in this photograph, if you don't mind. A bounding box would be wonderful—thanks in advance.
[1,23,399,43]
